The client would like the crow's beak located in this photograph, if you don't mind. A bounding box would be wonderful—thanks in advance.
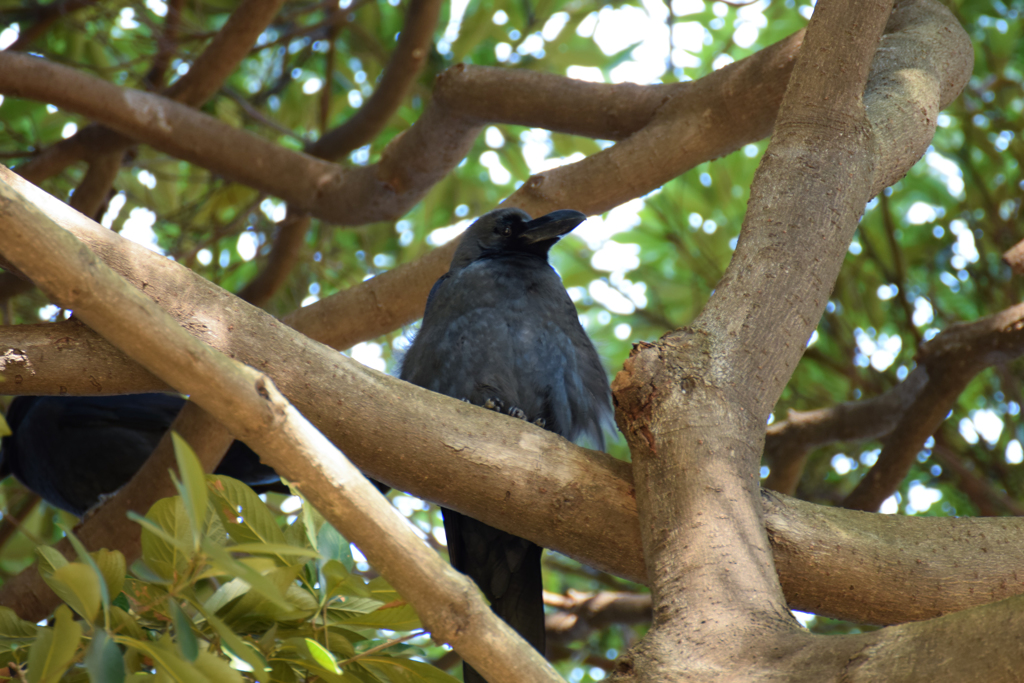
[519,209,587,244]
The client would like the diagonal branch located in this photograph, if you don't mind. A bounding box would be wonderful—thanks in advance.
[932,436,1024,516]
[700,0,971,416]
[234,211,311,307]
[143,0,186,91]
[545,591,652,645]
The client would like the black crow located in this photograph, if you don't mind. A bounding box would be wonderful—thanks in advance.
[400,208,614,682]
[0,393,282,516]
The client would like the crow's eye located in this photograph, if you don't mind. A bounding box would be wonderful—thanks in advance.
[499,225,512,237]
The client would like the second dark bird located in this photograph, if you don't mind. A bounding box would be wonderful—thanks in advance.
[0,393,283,516]
[400,208,614,682]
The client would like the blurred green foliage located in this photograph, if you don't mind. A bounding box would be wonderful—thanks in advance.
[0,0,1021,678]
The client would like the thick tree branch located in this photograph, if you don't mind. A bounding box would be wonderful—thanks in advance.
[1,34,806,348]
[616,0,893,674]
[699,0,971,416]
[766,491,1024,624]
[283,34,805,348]
[0,174,563,683]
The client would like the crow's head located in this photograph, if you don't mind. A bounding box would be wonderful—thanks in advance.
[451,208,587,270]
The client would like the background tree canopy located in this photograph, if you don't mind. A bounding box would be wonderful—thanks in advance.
[0,0,1018,680]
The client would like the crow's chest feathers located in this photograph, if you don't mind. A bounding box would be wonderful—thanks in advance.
[444,259,567,317]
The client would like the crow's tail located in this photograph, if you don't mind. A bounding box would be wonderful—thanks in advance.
[442,509,545,683]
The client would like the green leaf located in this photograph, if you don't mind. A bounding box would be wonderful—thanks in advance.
[199,576,252,616]
[340,577,421,630]
[277,639,345,682]
[316,522,353,571]
[27,605,82,683]
[329,603,419,631]
[62,525,116,620]
[43,562,102,623]
[225,543,320,559]
[118,634,212,683]
[136,497,194,581]
[194,605,269,675]
[268,661,298,683]
[0,606,38,641]
[192,648,244,683]
[282,512,311,550]
[201,542,294,612]
[360,656,463,683]
[128,559,172,586]
[320,560,370,602]
[213,569,315,630]
[312,627,359,659]
[0,412,9,437]
[326,595,383,619]
[168,600,199,662]
[208,475,290,564]
[109,606,148,642]
[91,548,127,603]
[304,638,341,674]
[300,490,327,551]
[85,629,126,683]
[36,546,68,576]
[172,432,210,545]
